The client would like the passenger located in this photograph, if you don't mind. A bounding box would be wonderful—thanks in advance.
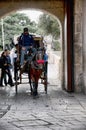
[18,27,34,68]
[43,48,48,74]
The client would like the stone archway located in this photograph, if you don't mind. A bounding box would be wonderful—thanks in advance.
[0,0,74,92]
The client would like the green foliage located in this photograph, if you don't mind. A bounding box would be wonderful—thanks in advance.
[38,14,60,39]
[52,40,61,51]
[37,13,61,51]
[0,13,37,47]
[0,12,61,50]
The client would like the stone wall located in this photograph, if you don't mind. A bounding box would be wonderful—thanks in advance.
[74,0,83,92]
[82,0,86,94]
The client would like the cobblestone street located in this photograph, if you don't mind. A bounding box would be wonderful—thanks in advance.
[0,64,86,130]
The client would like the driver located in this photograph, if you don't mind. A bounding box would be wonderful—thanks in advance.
[18,27,34,68]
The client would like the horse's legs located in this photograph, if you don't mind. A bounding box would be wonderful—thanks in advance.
[19,71,22,84]
[19,68,25,84]
[29,81,33,95]
[28,73,33,95]
[32,82,35,96]
[32,81,38,96]
[28,66,33,95]
[35,82,38,95]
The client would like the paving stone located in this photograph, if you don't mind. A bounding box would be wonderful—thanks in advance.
[22,126,51,130]
[0,64,86,129]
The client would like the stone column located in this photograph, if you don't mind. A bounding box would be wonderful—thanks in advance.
[74,0,83,92]
[82,0,86,94]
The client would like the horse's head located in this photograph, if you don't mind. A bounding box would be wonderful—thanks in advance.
[35,50,44,69]
[26,48,44,69]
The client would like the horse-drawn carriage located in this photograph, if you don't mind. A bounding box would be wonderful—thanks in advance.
[14,35,48,96]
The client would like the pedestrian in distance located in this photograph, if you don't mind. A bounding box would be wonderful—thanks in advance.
[4,49,14,87]
[0,51,7,87]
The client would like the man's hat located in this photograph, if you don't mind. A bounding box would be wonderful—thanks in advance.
[23,27,28,32]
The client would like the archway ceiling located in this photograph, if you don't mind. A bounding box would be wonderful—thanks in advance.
[0,0,64,24]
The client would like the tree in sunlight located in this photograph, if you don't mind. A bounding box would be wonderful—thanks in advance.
[0,13,37,47]
[38,14,60,39]
[38,14,61,50]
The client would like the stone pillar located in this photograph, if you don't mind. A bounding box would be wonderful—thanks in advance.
[63,0,74,92]
[74,0,83,92]
[82,0,86,94]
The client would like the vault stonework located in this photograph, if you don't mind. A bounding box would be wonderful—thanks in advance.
[0,0,64,23]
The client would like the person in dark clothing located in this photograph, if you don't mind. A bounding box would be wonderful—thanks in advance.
[5,49,14,87]
[18,27,34,67]
[0,51,7,87]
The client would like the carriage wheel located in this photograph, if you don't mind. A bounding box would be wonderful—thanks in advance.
[43,71,47,94]
[15,73,18,94]
[44,62,48,94]
[44,73,47,94]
